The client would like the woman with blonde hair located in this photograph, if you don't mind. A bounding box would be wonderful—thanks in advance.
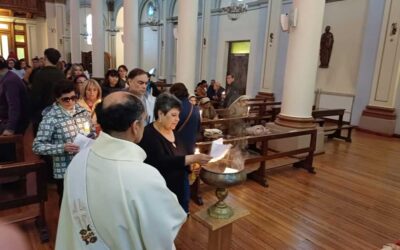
[78,79,102,124]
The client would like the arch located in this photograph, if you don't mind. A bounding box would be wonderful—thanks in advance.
[139,0,161,23]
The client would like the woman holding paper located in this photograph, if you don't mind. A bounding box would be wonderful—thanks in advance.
[33,80,94,205]
[139,93,211,213]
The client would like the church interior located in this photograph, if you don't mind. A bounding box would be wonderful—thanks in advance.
[0,0,400,249]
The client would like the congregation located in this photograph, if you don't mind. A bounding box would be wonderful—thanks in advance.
[0,47,246,249]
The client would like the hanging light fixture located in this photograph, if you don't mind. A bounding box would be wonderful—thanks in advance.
[221,0,247,21]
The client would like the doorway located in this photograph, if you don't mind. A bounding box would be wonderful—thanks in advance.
[227,41,250,95]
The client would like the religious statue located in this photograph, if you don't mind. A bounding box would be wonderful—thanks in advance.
[319,25,334,68]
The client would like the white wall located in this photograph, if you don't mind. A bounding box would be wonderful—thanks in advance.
[215,7,268,97]
[316,0,368,94]
[80,7,92,52]
[140,27,159,72]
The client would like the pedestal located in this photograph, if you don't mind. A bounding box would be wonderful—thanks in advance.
[192,206,250,250]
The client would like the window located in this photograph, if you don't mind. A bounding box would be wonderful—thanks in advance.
[0,23,9,30]
[1,35,9,58]
[15,34,25,43]
[147,2,155,17]
[230,41,251,54]
[16,47,25,59]
[86,14,93,45]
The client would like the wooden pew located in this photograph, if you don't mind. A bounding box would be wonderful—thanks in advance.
[0,135,49,242]
[311,108,355,142]
[0,135,24,163]
[215,101,281,119]
[191,123,317,204]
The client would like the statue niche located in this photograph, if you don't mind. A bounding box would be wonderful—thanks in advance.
[319,25,334,68]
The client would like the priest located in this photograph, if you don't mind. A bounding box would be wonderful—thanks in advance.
[56,92,187,250]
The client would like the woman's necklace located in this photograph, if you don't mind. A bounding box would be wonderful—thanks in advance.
[154,122,176,148]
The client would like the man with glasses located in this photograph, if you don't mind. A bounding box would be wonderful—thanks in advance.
[127,68,156,124]
[56,92,186,250]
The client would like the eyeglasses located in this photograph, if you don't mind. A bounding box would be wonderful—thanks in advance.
[60,95,78,102]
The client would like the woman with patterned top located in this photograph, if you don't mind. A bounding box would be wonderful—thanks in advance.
[33,80,95,205]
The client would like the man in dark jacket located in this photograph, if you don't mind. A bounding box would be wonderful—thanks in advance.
[223,73,240,108]
[30,48,65,134]
[0,56,29,161]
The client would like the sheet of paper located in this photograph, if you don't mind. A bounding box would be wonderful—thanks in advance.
[73,133,95,150]
[209,138,231,162]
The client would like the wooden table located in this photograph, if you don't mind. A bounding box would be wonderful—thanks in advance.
[193,206,250,250]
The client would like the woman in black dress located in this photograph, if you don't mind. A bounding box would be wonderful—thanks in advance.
[139,93,211,213]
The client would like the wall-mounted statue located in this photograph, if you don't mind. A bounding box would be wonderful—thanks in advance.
[319,25,334,68]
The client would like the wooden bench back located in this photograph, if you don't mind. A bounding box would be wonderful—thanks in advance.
[0,135,25,163]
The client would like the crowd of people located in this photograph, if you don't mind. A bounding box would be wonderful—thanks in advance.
[0,47,244,249]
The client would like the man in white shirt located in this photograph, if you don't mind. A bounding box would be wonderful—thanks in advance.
[56,92,187,250]
[127,68,156,124]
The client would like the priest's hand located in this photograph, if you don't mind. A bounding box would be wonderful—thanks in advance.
[64,143,80,153]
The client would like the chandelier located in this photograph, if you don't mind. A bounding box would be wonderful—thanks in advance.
[221,1,247,21]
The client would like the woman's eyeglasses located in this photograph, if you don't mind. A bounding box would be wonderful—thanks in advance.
[60,96,78,102]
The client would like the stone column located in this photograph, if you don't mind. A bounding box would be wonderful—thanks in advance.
[199,0,211,80]
[275,0,325,128]
[92,0,105,78]
[70,0,81,63]
[123,0,139,70]
[45,2,57,49]
[176,0,199,95]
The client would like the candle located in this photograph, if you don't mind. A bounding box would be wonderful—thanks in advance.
[247,106,250,115]
[199,109,203,118]
[195,148,200,154]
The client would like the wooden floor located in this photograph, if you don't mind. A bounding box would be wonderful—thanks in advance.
[1,130,399,250]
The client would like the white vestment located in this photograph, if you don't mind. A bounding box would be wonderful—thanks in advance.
[56,132,187,250]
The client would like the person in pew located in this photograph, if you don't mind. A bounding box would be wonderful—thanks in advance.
[199,97,218,120]
[228,95,250,117]
[56,92,186,250]
[189,95,197,106]
[67,63,84,81]
[101,69,125,98]
[73,74,88,99]
[212,81,225,105]
[117,64,129,87]
[33,80,95,205]
[223,73,240,108]
[0,56,30,162]
[227,95,250,140]
[77,79,102,129]
[139,93,211,213]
